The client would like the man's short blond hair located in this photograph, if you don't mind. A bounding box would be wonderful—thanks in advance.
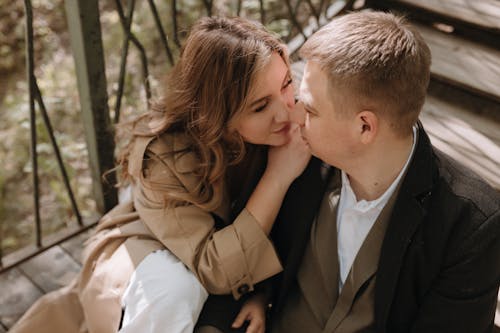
[300,11,431,136]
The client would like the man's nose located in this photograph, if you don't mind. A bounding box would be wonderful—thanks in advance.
[289,102,306,126]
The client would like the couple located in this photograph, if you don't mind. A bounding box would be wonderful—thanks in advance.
[12,11,500,333]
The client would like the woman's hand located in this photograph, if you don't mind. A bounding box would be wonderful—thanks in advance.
[266,124,311,186]
[232,294,267,333]
[245,124,311,235]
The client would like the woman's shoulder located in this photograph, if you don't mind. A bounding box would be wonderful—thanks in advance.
[127,131,198,179]
[147,132,198,174]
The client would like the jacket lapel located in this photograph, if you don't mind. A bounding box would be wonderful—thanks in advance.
[323,174,401,332]
[297,175,341,325]
[311,185,341,308]
[375,124,436,330]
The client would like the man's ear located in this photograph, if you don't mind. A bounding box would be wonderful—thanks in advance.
[357,110,378,144]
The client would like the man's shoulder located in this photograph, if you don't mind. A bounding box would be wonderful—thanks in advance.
[432,148,500,219]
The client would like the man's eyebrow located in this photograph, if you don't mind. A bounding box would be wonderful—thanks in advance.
[248,70,292,108]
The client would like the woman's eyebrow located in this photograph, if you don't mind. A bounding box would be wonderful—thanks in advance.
[249,96,268,108]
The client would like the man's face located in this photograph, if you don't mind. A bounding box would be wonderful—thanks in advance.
[292,61,360,169]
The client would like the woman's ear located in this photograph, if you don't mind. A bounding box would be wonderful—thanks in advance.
[357,110,378,144]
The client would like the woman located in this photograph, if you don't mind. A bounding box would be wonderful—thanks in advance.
[11,16,309,333]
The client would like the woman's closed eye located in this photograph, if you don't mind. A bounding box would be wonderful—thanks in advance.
[254,100,269,113]
[252,75,292,113]
[282,77,293,90]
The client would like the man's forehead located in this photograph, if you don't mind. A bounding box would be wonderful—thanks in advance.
[299,62,317,104]
[299,82,313,106]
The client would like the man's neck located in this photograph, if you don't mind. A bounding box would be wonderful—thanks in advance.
[346,132,414,202]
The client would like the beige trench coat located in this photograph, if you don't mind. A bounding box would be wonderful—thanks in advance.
[11,132,283,333]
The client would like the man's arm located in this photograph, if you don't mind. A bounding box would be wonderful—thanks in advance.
[411,210,500,333]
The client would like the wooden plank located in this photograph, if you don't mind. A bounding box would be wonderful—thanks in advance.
[416,23,500,102]
[59,228,94,264]
[393,0,500,31]
[426,83,500,144]
[420,117,500,190]
[18,246,81,293]
[0,268,43,329]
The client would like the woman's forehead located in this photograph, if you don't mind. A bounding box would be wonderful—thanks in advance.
[249,53,290,100]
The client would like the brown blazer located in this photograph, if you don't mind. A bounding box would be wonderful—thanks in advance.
[11,131,282,333]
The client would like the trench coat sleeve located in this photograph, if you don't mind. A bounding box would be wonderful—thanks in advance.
[410,209,500,333]
[129,134,283,300]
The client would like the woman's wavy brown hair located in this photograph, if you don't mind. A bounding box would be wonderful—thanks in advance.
[119,16,288,210]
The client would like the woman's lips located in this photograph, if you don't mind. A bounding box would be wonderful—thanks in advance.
[273,123,290,134]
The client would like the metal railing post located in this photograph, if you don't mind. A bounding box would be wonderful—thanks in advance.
[64,0,117,214]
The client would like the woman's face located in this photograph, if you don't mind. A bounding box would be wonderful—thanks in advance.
[230,52,295,147]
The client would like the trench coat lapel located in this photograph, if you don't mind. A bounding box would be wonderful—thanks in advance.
[375,124,435,329]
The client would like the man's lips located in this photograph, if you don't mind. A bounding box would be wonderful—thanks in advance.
[300,132,309,145]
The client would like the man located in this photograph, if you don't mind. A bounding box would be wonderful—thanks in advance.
[270,11,500,333]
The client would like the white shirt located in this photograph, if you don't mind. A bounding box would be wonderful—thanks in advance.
[336,127,417,290]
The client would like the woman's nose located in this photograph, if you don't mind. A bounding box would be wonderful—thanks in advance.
[274,103,290,123]
[283,84,296,110]
[289,102,306,126]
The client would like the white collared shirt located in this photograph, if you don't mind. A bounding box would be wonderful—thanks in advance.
[336,126,417,290]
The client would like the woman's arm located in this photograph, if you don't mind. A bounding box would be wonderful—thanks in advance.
[133,129,310,299]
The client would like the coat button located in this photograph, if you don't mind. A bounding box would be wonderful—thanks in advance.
[237,284,250,295]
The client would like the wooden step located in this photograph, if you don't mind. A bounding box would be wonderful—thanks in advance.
[371,0,500,41]
[0,268,43,329]
[420,94,500,189]
[18,246,81,293]
[415,22,500,103]
[0,242,84,329]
